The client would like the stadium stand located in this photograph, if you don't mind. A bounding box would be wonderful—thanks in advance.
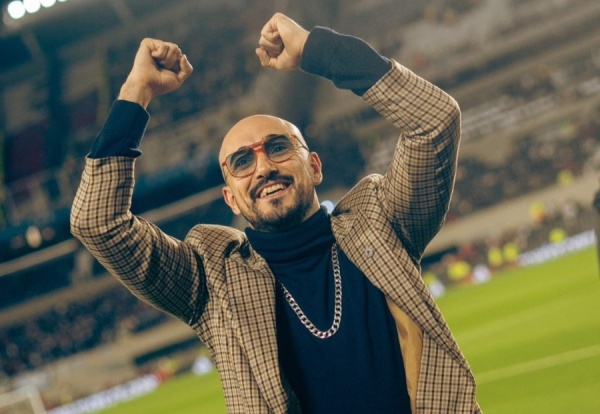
[0,0,598,407]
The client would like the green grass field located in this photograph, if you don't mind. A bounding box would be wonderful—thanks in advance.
[99,248,600,413]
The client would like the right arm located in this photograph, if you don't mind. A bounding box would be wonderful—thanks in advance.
[70,40,204,323]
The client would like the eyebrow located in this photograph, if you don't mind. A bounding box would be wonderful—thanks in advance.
[231,133,287,153]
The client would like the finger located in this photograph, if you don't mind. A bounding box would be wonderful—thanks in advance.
[260,28,280,43]
[260,15,279,41]
[259,22,282,46]
[177,54,194,82]
[150,41,169,60]
[255,47,272,68]
[162,44,182,69]
[151,42,182,70]
[258,35,283,56]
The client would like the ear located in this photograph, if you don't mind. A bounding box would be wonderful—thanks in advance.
[309,152,323,185]
[222,186,241,215]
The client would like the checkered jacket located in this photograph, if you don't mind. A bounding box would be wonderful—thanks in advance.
[71,61,481,413]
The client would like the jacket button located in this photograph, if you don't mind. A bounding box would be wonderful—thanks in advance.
[364,247,374,258]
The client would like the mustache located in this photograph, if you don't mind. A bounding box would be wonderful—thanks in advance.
[249,172,294,199]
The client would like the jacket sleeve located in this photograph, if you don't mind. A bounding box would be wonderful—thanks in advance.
[300,26,391,96]
[70,156,207,324]
[363,62,461,260]
[300,27,460,260]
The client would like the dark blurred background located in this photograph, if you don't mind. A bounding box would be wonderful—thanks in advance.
[0,0,598,409]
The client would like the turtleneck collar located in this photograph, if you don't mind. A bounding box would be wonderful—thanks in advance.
[245,206,335,264]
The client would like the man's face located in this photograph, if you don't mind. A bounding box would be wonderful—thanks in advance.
[220,115,323,232]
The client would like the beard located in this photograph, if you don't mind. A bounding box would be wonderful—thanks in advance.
[247,196,313,232]
[241,174,315,233]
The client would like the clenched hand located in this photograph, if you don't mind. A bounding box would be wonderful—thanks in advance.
[119,38,193,108]
[256,13,309,71]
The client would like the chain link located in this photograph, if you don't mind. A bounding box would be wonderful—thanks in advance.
[279,244,342,340]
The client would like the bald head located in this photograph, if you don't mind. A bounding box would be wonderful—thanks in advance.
[219,113,324,231]
[219,115,306,166]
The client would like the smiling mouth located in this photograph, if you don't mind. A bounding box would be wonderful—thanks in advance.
[257,183,289,199]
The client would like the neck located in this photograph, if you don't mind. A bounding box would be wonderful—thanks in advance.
[245,205,333,262]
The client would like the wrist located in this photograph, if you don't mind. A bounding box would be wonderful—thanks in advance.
[296,29,310,58]
[117,79,154,109]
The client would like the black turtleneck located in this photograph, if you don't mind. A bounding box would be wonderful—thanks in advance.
[246,207,411,414]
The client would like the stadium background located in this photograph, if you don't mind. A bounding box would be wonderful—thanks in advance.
[0,0,598,411]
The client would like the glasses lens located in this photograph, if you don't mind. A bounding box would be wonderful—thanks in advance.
[227,148,255,177]
[225,135,298,177]
[264,135,295,162]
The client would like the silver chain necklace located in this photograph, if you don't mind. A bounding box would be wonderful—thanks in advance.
[278,244,342,340]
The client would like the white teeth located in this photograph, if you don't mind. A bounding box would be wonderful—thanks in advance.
[259,183,286,198]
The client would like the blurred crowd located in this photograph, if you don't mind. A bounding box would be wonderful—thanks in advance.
[0,286,170,380]
[105,11,261,131]
[0,4,267,261]
[449,104,600,219]
[422,199,595,294]
[0,0,599,390]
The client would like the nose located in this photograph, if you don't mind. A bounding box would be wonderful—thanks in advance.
[254,150,278,178]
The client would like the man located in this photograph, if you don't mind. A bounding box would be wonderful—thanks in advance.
[71,12,481,414]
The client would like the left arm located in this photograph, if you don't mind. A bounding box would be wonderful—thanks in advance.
[257,13,460,259]
[363,63,461,260]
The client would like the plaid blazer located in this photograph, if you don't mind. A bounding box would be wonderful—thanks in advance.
[71,62,481,413]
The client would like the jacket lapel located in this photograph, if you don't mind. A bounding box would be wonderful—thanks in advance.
[225,251,291,413]
[332,211,469,369]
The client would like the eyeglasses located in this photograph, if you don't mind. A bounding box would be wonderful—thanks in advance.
[221,134,308,178]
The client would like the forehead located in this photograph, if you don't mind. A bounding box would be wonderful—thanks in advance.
[219,115,297,162]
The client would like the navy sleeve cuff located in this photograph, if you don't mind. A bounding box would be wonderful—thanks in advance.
[300,27,391,96]
[89,100,149,159]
